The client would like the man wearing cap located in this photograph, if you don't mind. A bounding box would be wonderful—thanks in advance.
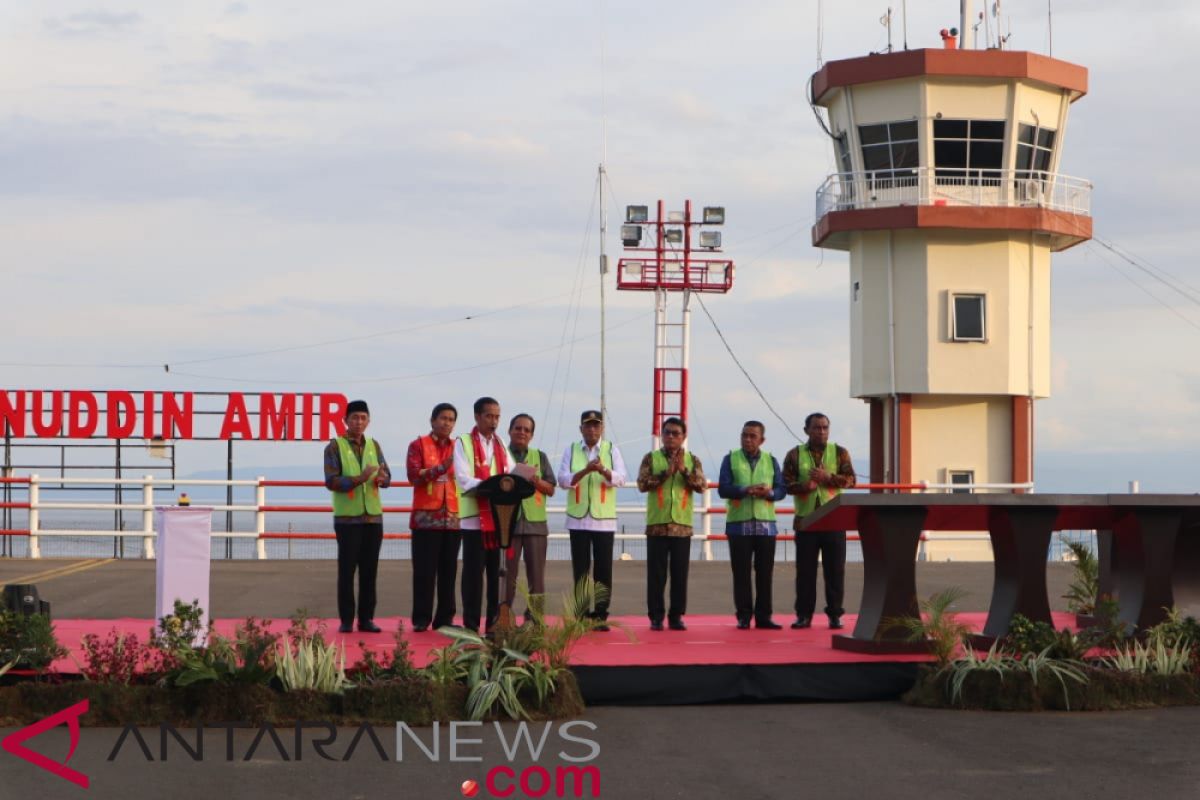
[717,420,787,630]
[636,416,707,631]
[505,413,556,624]
[454,396,515,633]
[557,409,627,632]
[324,399,392,634]
[406,402,460,633]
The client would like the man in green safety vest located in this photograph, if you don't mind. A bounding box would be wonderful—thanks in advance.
[505,413,556,624]
[636,416,707,631]
[717,420,787,630]
[557,409,627,632]
[323,399,392,634]
[783,412,857,630]
[453,396,515,633]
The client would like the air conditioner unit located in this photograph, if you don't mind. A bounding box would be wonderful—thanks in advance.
[1019,178,1044,206]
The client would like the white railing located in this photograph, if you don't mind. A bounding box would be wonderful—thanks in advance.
[0,474,1034,561]
[815,168,1092,220]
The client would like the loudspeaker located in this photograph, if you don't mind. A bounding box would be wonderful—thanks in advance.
[3,584,51,619]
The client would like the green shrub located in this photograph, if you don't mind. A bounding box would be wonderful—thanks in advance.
[0,611,67,672]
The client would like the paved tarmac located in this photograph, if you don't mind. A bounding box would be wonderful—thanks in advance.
[0,557,1081,621]
[8,557,1196,800]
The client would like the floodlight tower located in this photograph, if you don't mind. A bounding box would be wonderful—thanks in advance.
[617,201,734,448]
[809,39,1093,557]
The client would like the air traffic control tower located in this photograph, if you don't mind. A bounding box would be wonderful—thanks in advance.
[810,43,1092,557]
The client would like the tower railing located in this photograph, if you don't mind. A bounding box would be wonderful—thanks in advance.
[815,168,1093,220]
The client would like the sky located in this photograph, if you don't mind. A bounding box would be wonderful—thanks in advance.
[1,1,1198,492]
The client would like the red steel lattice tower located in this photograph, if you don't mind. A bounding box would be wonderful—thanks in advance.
[616,199,734,447]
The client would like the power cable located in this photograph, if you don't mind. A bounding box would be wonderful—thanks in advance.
[692,294,802,442]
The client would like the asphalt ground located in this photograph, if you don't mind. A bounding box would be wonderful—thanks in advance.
[7,558,1197,800]
[0,557,1082,621]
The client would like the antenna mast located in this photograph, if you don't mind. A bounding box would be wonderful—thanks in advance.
[598,3,609,422]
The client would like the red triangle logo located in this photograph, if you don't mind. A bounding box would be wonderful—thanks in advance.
[1,699,90,788]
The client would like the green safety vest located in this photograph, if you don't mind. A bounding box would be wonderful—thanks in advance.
[457,433,502,520]
[516,449,547,523]
[645,449,695,527]
[726,449,777,524]
[331,436,383,517]
[566,441,616,520]
[795,442,841,517]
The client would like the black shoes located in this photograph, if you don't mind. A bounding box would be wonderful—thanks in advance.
[828,616,844,630]
[337,622,353,633]
[668,618,687,631]
[593,622,611,632]
[755,619,783,630]
[791,617,812,630]
[412,624,429,633]
[736,619,751,630]
[358,620,382,633]
[649,620,664,631]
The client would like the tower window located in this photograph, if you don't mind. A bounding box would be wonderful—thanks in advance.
[950,294,987,342]
[1016,124,1056,203]
[933,119,1005,185]
[948,470,975,494]
[857,120,918,187]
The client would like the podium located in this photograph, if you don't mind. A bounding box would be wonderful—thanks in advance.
[154,506,213,642]
[474,473,536,631]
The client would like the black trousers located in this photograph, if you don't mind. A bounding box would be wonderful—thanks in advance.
[794,529,846,618]
[729,535,777,623]
[334,521,384,626]
[646,536,691,622]
[461,532,500,631]
[411,529,462,629]
[568,530,614,619]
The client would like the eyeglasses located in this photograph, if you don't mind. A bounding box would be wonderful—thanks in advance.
[661,429,684,437]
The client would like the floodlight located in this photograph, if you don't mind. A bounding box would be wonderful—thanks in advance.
[664,228,684,244]
[667,210,684,223]
[626,205,648,223]
[702,206,725,224]
[699,231,722,249]
[621,224,642,246]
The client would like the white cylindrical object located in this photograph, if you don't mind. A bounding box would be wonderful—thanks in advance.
[28,474,40,559]
[960,0,975,49]
[255,477,267,560]
[1129,480,1140,494]
[142,475,155,559]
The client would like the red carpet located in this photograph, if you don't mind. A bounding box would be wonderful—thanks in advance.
[44,612,1078,675]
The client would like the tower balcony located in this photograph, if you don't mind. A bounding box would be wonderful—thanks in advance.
[813,168,1092,252]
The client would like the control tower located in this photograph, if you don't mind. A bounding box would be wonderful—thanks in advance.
[810,44,1092,556]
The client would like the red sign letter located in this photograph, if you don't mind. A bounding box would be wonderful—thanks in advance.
[0,391,25,437]
[162,393,194,440]
[319,394,347,440]
[259,394,296,441]
[67,391,99,438]
[106,392,137,438]
[219,393,254,440]
[31,391,63,437]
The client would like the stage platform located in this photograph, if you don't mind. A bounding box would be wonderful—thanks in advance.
[39,611,1079,705]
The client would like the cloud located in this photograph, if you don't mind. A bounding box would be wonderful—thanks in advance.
[43,10,141,37]
[444,131,543,159]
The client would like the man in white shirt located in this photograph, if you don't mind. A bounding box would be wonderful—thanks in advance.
[557,409,627,631]
[454,396,516,633]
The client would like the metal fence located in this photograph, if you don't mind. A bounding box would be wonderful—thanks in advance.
[0,474,1035,562]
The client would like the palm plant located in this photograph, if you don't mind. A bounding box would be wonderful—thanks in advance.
[889,587,974,666]
[1061,538,1099,615]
